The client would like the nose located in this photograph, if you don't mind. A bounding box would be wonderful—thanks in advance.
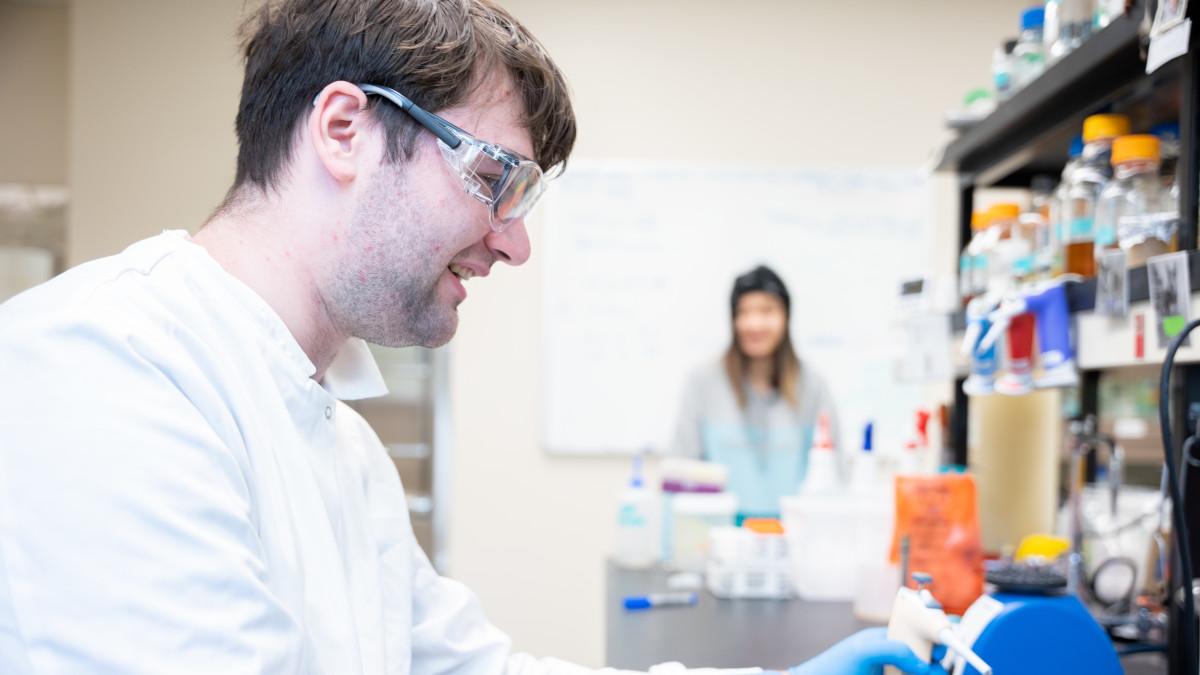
[485,219,531,266]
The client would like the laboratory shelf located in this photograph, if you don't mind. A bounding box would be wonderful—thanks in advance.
[935,13,1150,188]
[949,249,1200,332]
[937,4,1200,671]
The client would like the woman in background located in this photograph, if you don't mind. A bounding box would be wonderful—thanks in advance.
[671,265,840,518]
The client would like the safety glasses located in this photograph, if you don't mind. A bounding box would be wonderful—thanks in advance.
[359,83,544,231]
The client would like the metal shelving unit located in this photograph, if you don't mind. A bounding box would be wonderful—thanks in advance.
[936,4,1199,672]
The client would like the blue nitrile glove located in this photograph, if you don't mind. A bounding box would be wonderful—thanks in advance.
[784,628,948,675]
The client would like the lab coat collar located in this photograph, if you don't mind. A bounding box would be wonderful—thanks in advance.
[322,338,388,401]
[165,230,389,402]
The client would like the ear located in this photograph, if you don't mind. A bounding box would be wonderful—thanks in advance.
[308,81,373,184]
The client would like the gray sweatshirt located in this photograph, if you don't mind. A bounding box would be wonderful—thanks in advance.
[669,357,842,515]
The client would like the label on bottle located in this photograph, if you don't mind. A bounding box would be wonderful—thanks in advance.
[1069,216,1093,239]
[618,503,646,527]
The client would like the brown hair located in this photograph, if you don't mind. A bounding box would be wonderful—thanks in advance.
[228,0,576,197]
[724,333,801,410]
[724,267,801,409]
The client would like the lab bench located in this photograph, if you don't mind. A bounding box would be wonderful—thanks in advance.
[604,562,1167,674]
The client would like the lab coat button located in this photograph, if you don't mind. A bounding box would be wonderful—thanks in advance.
[324,406,333,420]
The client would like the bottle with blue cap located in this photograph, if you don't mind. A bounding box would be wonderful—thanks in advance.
[1012,7,1047,92]
[1048,136,1084,277]
[850,421,880,496]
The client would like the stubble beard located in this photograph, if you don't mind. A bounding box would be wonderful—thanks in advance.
[325,162,459,349]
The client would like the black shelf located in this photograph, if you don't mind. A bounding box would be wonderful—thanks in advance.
[936,13,1163,188]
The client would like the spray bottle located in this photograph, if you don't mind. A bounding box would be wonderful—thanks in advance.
[962,293,1001,396]
[899,410,932,475]
[850,422,878,496]
[982,280,1077,393]
[800,413,840,495]
[979,294,1036,396]
[885,573,993,675]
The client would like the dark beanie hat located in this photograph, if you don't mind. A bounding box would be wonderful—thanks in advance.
[730,265,790,317]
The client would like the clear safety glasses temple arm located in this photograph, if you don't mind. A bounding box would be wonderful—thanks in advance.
[358,83,462,150]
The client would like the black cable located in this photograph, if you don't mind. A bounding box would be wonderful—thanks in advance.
[1158,319,1199,674]
[1118,643,1169,656]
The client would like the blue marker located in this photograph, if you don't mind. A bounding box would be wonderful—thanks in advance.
[622,592,698,611]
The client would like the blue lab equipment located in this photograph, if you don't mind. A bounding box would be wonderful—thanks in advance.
[957,593,1121,675]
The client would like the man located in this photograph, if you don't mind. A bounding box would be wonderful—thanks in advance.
[0,1,942,673]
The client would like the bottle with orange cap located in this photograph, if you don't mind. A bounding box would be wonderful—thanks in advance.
[1096,134,1176,266]
[959,210,992,305]
[1063,113,1130,277]
[983,202,1029,293]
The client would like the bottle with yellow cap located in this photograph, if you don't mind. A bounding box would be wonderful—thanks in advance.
[959,211,993,305]
[1095,134,1176,266]
[983,203,1030,293]
[1064,114,1130,277]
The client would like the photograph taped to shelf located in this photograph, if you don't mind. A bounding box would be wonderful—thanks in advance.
[1096,249,1128,318]
[1152,0,1188,36]
[1147,15,1191,73]
[1148,251,1192,348]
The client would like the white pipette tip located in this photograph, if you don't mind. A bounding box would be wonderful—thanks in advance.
[937,627,992,675]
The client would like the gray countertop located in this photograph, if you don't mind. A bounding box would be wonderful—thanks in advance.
[604,562,1168,674]
[605,563,874,671]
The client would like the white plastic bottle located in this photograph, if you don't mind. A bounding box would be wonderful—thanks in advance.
[800,413,840,495]
[614,455,657,569]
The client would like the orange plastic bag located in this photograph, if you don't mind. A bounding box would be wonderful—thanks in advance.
[888,474,984,615]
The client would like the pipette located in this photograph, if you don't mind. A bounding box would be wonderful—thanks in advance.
[885,573,992,675]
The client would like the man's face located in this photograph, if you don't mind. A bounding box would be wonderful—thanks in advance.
[323,74,534,348]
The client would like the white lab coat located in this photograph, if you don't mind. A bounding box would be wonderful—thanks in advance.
[0,232,761,675]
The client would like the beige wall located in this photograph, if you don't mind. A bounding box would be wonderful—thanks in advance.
[0,1,68,186]
[66,0,243,265]
[56,0,1032,667]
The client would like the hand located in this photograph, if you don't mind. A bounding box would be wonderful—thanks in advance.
[784,628,948,675]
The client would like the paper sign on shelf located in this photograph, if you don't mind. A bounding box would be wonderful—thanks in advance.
[1147,18,1191,74]
[1148,251,1192,348]
[1096,249,1128,317]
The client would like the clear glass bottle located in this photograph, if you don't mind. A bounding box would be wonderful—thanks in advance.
[1012,7,1047,92]
[1064,114,1129,277]
[1096,135,1176,267]
[1046,0,1092,62]
[1049,136,1084,278]
[1045,0,1065,59]
[1093,0,1124,30]
[993,39,1017,102]
[960,211,992,305]
[984,203,1028,294]
[1029,175,1057,278]
[1152,122,1181,207]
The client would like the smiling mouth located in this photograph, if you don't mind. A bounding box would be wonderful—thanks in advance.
[449,263,475,281]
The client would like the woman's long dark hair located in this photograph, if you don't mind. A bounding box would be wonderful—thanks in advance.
[723,265,800,409]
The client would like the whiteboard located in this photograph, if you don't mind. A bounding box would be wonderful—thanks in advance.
[542,162,933,455]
